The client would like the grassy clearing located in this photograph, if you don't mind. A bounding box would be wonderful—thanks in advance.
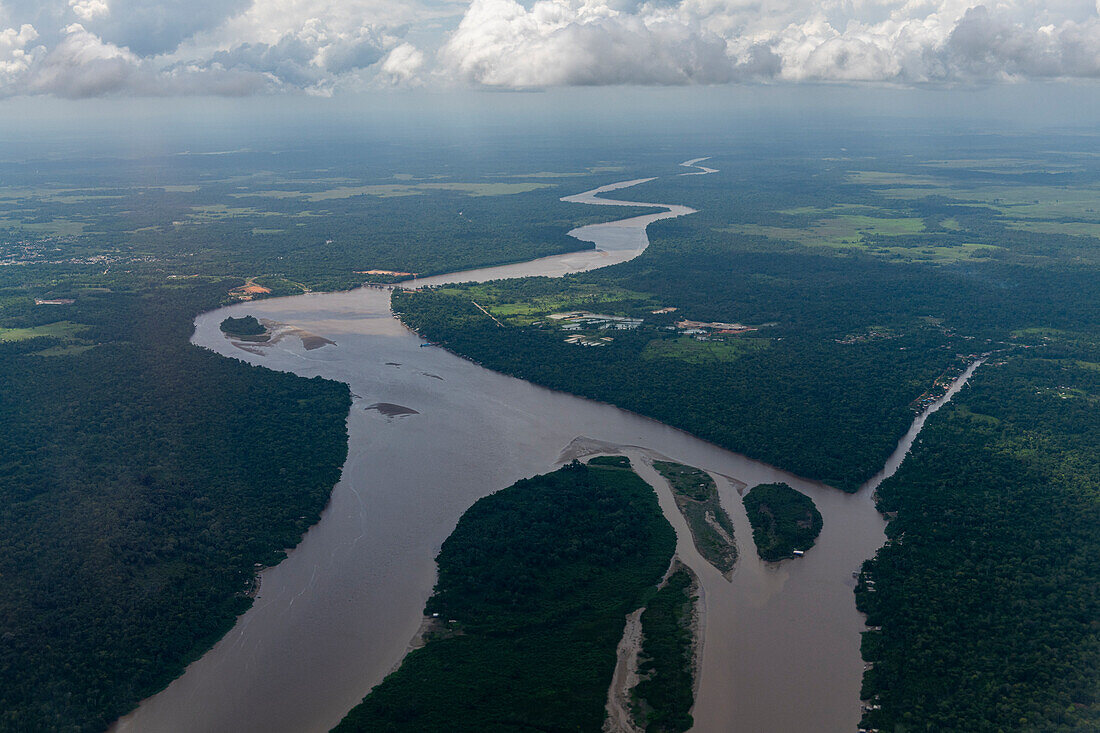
[918,158,1083,174]
[0,321,89,342]
[1006,220,1100,237]
[642,336,768,364]
[186,205,282,222]
[0,218,91,236]
[846,171,946,187]
[728,213,924,248]
[728,210,999,263]
[862,175,1100,221]
[777,204,884,216]
[870,243,1001,263]
[437,283,655,326]
[506,171,589,178]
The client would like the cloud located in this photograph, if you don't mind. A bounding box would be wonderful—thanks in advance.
[84,0,253,56]
[68,0,108,22]
[439,0,756,86]
[438,0,1100,86]
[196,20,395,94]
[0,24,39,86]
[0,0,1099,96]
[380,42,426,84]
[24,22,140,97]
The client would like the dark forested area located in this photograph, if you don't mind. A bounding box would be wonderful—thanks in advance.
[333,460,675,732]
[631,567,698,733]
[0,279,351,731]
[857,349,1100,731]
[393,270,970,491]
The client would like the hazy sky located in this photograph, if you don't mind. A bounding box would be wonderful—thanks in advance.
[2,0,1100,97]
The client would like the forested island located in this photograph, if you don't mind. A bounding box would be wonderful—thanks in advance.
[742,483,823,561]
[333,460,676,732]
[219,314,267,337]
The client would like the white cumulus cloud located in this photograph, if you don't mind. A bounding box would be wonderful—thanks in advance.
[438,0,1100,86]
[0,23,39,86]
[380,42,426,84]
[0,0,1098,96]
[24,22,140,97]
[69,0,109,22]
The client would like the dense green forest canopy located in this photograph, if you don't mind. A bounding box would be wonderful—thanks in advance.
[0,279,351,732]
[631,567,698,733]
[857,347,1099,731]
[219,314,265,336]
[333,460,675,732]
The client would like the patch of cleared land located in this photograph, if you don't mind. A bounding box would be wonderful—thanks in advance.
[0,321,89,342]
[436,283,655,327]
[728,213,925,247]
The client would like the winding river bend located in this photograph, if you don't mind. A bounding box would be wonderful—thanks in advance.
[114,163,979,733]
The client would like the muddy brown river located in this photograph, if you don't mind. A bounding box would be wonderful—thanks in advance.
[112,164,979,733]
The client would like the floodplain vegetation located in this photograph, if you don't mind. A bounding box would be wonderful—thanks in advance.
[742,483,823,561]
[652,460,737,574]
[333,460,676,732]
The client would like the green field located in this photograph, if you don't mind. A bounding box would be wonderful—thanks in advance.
[435,282,656,326]
[0,320,89,342]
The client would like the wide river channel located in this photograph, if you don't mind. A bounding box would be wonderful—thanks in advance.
[113,162,979,733]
